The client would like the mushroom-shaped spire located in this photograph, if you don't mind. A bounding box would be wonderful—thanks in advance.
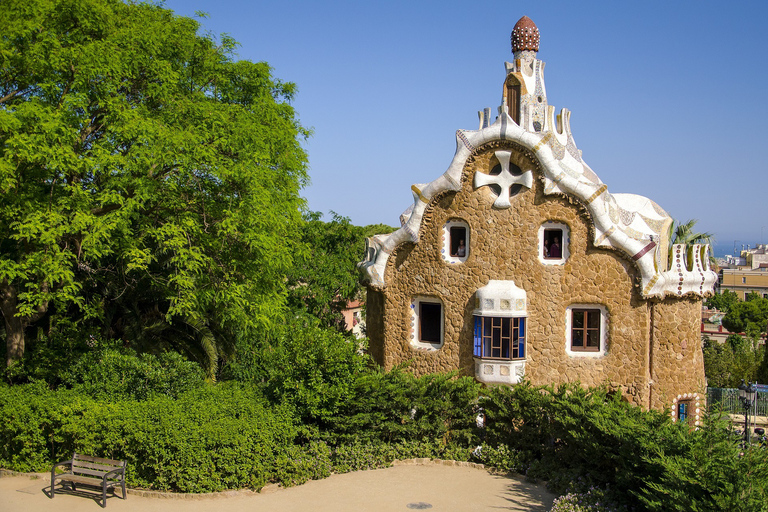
[511,16,540,53]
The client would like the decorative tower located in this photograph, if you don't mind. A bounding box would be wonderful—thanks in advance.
[503,16,548,132]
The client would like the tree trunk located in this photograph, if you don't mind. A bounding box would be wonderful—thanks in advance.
[1,282,25,367]
[0,280,47,368]
[3,312,25,368]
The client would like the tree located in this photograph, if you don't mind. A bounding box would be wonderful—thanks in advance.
[722,298,768,338]
[0,0,309,368]
[285,212,396,331]
[706,289,740,313]
[702,335,766,388]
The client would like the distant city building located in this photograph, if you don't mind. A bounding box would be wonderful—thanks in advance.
[359,17,716,416]
[718,245,768,299]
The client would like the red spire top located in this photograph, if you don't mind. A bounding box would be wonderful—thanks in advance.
[511,16,540,53]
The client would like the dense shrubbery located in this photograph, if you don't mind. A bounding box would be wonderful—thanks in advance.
[478,383,768,512]
[3,368,768,509]
[0,382,296,491]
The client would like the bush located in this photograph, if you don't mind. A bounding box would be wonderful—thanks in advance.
[324,368,481,449]
[0,382,299,492]
[61,348,205,400]
[223,320,369,425]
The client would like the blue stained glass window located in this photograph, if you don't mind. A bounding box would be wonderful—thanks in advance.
[678,402,688,422]
[473,317,482,357]
[473,316,525,360]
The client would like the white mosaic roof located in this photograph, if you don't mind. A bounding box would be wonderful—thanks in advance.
[360,51,717,299]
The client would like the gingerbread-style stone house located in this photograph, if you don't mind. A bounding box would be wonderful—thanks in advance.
[359,17,718,416]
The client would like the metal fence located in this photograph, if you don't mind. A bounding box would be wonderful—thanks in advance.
[707,387,768,417]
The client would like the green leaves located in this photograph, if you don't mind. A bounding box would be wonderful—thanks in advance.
[1,0,309,368]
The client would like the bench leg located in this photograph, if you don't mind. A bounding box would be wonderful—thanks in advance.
[121,479,126,499]
[50,475,55,499]
[102,484,107,508]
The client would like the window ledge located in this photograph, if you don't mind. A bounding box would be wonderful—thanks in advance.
[473,358,526,385]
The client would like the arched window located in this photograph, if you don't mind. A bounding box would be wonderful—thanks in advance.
[505,75,521,125]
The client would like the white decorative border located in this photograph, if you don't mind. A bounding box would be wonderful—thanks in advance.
[441,219,470,264]
[359,55,718,298]
[564,304,608,358]
[671,393,701,427]
[538,221,569,265]
[410,296,444,351]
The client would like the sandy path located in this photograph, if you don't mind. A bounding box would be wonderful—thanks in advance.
[1,464,555,511]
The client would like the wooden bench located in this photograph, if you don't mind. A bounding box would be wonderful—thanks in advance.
[51,453,127,508]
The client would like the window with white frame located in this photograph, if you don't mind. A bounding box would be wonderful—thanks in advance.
[539,222,569,264]
[410,297,444,349]
[473,316,525,360]
[565,304,607,357]
[442,219,469,264]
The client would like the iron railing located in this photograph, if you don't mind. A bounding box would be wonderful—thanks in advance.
[707,387,768,417]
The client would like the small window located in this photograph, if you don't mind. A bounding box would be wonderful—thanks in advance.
[505,76,521,125]
[565,305,607,357]
[539,222,569,265]
[450,226,467,257]
[442,219,469,264]
[473,316,525,360]
[742,277,747,284]
[420,302,442,343]
[672,394,700,426]
[410,297,444,349]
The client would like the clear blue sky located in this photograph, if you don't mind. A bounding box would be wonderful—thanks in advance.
[163,0,768,255]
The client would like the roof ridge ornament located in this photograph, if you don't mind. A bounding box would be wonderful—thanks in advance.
[511,16,540,53]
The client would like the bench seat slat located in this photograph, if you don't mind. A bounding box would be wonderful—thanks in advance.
[71,467,122,479]
[56,474,119,487]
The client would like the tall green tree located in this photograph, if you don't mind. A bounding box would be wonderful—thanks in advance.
[706,289,739,313]
[0,0,309,368]
[286,212,395,331]
[722,297,768,338]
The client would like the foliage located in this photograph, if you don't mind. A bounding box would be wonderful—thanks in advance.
[60,347,205,400]
[0,381,298,491]
[705,289,739,313]
[550,487,628,512]
[324,368,481,448]
[480,382,768,511]
[223,318,370,425]
[286,212,368,331]
[3,320,100,385]
[0,0,309,367]
[702,335,767,388]
[635,412,768,512]
[722,297,768,338]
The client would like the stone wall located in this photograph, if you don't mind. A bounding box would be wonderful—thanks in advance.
[368,142,658,407]
[649,297,707,410]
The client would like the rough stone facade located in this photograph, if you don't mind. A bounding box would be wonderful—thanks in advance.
[368,143,663,407]
[359,17,717,413]
[649,298,707,410]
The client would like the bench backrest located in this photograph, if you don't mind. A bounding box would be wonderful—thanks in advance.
[71,453,125,481]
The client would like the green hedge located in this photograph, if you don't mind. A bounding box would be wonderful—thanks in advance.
[0,382,296,492]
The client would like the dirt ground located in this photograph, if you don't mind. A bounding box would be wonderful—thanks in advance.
[1,463,556,511]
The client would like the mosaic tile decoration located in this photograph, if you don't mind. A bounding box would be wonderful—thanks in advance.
[358,17,717,299]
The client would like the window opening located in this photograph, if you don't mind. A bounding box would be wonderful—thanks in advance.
[505,78,521,125]
[543,229,563,259]
[571,309,601,352]
[450,226,467,257]
[473,317,525,360]
[419,302,442,344]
